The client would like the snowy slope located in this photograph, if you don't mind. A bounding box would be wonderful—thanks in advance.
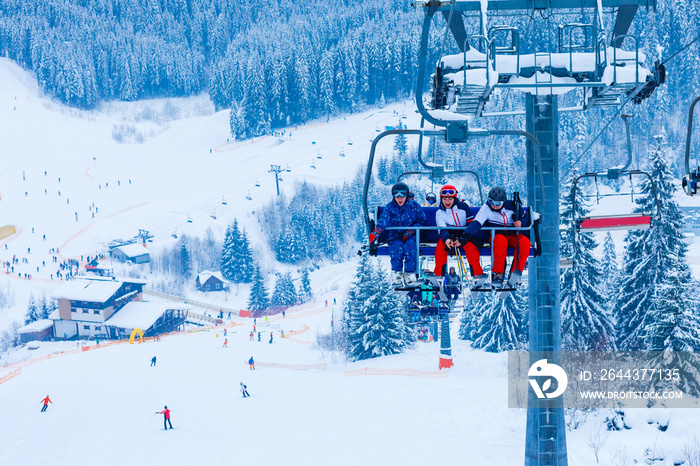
[1,295,698,466]
[0,57,418,329]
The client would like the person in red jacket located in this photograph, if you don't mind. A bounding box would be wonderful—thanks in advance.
[156,406,173,430]
[40,395,52,412]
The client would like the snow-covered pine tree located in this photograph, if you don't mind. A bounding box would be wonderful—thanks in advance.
[43,297,58,320]
[299,269,313,302]
[377,156,389,183]
[471,287,527,352]
[243,56,271,137]
[270,272,299,307]
[24,295,41,325]
[221,221,240,282]
[600,232,620,300]
[320,50,335,121]
[458,292,488,341]
[179,243,191,280]
[643,265,700,397]
[348,260,414,360]
[559,176,615,350]
[393,128,407,158]
[276,215,308,264]
[341,255,375,357]
[615,135,694,350]
[202,228,220,271]
[247,266,270,311]
[229,100,248,140]
[238,228,255,283]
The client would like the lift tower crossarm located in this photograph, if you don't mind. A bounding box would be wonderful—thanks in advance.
[412,0,655,11]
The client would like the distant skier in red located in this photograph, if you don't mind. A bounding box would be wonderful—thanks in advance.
[156,406,173,430]
[40,395,52,412]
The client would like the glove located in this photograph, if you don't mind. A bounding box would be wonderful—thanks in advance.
[444,234,458,251]
[369,228,382,244]
[458,232,473,244]
[402,230,415,242]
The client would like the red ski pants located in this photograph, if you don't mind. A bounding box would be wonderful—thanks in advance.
[433,238,468,276]
[464,233,530,275]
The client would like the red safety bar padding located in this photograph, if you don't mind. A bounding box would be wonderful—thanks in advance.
[578,215,651,231]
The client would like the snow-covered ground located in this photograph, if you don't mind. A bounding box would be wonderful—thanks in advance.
[0,56,418,329]
[2,57,700,465]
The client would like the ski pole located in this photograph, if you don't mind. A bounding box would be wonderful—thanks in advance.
[145,413,157,423]
[455,248,469,288]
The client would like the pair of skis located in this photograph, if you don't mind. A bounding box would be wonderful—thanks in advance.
[395,273,445,302]
[470,270,521,300]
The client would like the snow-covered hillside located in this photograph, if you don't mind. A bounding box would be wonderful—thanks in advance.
[0,57,418,329]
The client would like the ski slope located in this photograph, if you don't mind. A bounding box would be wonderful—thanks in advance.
[0,56,419,329]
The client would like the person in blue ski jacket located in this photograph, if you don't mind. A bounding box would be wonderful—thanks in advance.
[369,182,427,285]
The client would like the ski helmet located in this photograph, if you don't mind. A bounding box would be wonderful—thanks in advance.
[391,182,409,198]
[426,192,437,202]
[487,186,507,206]
[439,184,458,198]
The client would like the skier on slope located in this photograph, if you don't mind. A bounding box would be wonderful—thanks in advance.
[249,356,255,370]
[156,406,173,430]
[40,395,52,412]
[240,382,250,398]
[456,187,530,287]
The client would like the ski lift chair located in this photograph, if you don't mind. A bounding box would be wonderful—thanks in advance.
[682,96,700,196]
[369,203,541,285]
[573,171,658,231]
[572,114,659,232]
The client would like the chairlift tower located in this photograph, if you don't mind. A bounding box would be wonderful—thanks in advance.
[361,1,664,464]
[136,229,153,243]
[269,164,284,196]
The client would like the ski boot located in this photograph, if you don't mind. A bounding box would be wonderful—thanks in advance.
[491,272,505,289]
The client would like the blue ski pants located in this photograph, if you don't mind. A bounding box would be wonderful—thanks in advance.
[388,236,417,273]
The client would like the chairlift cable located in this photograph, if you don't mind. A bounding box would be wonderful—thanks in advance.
[658,33,700,67]
[559,98,630,186]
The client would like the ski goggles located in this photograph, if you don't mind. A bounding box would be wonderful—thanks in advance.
[488,199,504,207]
[392,190,408,198]
[439,188,457,196]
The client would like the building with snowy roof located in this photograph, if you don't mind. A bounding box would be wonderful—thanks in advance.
[195,271,230,292]
[110,243,150,264]
[17,319,54,343]
[104,301,189,340]
[52,277,147,339]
